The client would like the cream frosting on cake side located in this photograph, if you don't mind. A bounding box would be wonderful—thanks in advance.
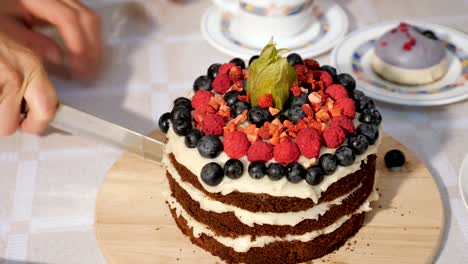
[164,153,365,226]
[165,190,378,253]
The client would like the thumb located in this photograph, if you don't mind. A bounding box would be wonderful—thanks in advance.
[20,55,58,134]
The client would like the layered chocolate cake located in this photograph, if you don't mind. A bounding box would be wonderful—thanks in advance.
[158,42,382,263]
[372,22,448,85]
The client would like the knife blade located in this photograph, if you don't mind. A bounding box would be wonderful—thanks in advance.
[50,104,165,163]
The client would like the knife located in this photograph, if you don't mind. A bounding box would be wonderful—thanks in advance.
[22,102,165,163]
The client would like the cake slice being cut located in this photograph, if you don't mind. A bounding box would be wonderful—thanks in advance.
[158,42,382,264]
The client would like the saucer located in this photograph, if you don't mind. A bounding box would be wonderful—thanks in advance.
[331,21,468,106]
[201,0,349,59]
[460,154,468,211]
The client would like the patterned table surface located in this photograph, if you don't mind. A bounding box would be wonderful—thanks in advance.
[1,0,467,263]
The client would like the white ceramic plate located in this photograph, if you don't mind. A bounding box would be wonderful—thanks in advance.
[459,154,468,211]
[201,0,349,59]
[331,21,468,106]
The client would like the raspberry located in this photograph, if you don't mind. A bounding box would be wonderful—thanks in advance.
[330,116,355,135]
[334,97,356,118]
[247,141,274,162]
[193,105,216,124]
[326,84,348,100]
[290,83,302,97]
[274,139,300,164]
[319,71,333,87]
[212,73,231,94]
[304,59,320,70]
[191,90,213,109]
[201,114,226,136]
[322,126,346,148]
[224,131,250,159]
[296,127,322,159]
[258,94,273,108]
[218,63,235,75]
[229,66,243,82]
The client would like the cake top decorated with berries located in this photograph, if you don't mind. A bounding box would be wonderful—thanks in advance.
[374,22,446,69]
[159,41,382,201]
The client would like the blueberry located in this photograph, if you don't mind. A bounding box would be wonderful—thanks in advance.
[357,123,379,145]
[320,65,338,82]
[319,154,338,175]
[174,97,192,109]
[352,90,365,101]
[335,146,356,166]
[287,53,303,66]
[248,107,272,127]
[275,113,288,123]
[201,162,224,186]
[170,106,191,122]
[356,96,375,112]
[231,101,251,118]
[197,135,223,158]
[287,105,306,124]
[224,90,241,107]
[249,55,260,66]
[172,118,192,136]
[289,92,308,108]
[158,112,171,133]
[224,159,244,179]
[266,163,285,181]
[347,134,369,155]
[230,58,246,70]
[359,108,382,125]
[193,75,213,91]
[337,73,356,93]
[248,161,266,179]
[285,162,306,183]
[207,63,221,79]
[305,166,325,185]
[422,30,438,40]
[185,129,203,148]
[384,149,406,168]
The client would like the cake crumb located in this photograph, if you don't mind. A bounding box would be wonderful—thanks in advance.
[378,205,382,208]
[353,240,357,244]
[376,188,379,191]
[367,243,370,246]
[179,249,182,252]
[401,213,404,216]
[176,258,179,261]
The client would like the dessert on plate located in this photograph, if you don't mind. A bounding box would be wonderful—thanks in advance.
[158,41,382,264]
[372,22,448,86]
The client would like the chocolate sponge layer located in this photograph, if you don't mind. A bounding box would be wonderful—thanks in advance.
[168,153,376,213]
[168,206,366,264]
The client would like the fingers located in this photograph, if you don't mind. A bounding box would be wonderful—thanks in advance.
[20,0,102,79]
[0,16,63,65]
[61,0,103,76]
[0,36,58,136]
[20,64,58,134]
[0,59,23,136]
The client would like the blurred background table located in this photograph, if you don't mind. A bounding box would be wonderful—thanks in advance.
[1,0,467,263]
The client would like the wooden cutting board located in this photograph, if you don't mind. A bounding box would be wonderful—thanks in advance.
[95,132,445,264]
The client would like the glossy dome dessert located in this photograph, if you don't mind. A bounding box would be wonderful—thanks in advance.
[372,22,448,85]
[159,42,382,263]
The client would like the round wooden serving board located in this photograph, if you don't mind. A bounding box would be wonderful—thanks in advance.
[95,132,445,264]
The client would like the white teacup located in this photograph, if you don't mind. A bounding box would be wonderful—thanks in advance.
[213,0,315,48]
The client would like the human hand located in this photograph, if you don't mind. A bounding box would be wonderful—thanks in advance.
[0,32,58,136]
[0,0,103,80]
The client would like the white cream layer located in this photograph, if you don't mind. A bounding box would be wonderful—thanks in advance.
[165,189,378,253]
[372,54,448,85]
[165,127,381,202]
[164,153,363,227]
